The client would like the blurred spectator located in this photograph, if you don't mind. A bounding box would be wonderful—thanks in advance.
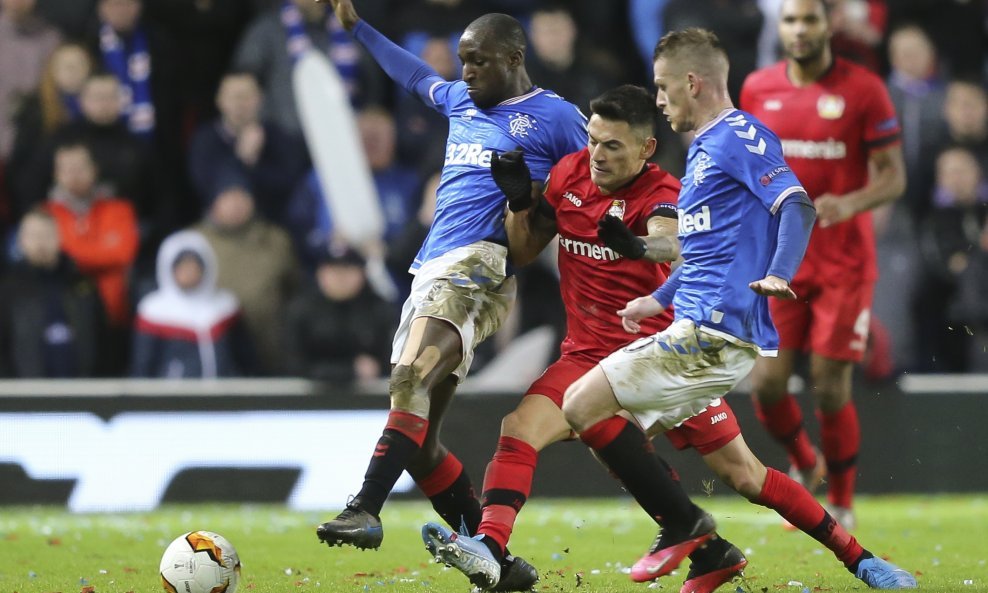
[43,142,139,329]
[0,207,108,377]
[232,0,385,138]
[187,71,307,223]
[143,0,254,127]
[131,229,255,378]
[525,4,620,112]
[936,79,988,173]
[283,244,393,384]
[91,0,185,222]
[16,73,160,228]
[0,0,62,161]
[886,24,947,222]
[829,0,887,72]
[663,0,764,102]
[386,170,439,302]
[629,0,670,73]
[888,0,985,80]
[33,0,97,40]
[394,34,453,173]
[194,177,300,375]
[285,106,419,269]
[913,147,988,372]
[7,42,93,217]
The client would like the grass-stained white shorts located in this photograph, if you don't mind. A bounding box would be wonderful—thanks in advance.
[391,241,516,382]
[599,319,757,431]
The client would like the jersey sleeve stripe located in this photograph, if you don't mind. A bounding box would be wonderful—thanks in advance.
[428,81,443,105]
[770,185,807,214]
[864,132,902,150]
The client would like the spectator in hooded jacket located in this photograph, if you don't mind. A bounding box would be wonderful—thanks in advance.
[131,229,254,378]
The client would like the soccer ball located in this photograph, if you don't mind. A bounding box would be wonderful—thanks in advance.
[160,530,241,593]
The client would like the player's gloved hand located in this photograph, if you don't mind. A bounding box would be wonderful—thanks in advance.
[491,149,533,212]
[597,215,647,260]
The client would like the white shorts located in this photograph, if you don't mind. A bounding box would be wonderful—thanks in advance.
[599,319,757,432]
[391,241,516,382]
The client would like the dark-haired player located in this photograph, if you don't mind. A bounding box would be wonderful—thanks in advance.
[422,84,747,593]
[741,0,906,530]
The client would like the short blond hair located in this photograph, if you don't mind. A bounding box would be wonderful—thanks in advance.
[653,28,729,81]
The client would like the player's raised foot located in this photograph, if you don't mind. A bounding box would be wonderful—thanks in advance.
[630,508,717,583]
[316,498,383,550]
[492,554,539,592]
[422,522,501,589]
[680,541,747,593]
[827,504,857,531]
[855,557,917,589]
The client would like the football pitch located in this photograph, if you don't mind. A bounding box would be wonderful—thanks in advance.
[1,495,985,593]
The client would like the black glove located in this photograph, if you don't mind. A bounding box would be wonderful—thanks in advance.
[597,215,647,260]
[490,149,533,212]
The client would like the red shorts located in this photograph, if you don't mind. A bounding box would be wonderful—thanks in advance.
[525,354,741,455]
[772,278,874,362]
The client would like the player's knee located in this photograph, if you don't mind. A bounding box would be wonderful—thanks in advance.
[561,388,589,432]
[750,374,788,401]
[718,465,762,500]
[389,364,429,414]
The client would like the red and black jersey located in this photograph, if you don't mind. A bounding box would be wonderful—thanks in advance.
[544,148,679,361]
[741,58,900,284]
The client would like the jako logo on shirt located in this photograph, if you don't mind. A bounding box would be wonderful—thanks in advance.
[563,191,582,207]
[678,206,712,233]
[445,143,493,167]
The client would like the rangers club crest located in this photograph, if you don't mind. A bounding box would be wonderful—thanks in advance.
[509,113,536,137]
[608,200,626,220]
[817,94,845,120]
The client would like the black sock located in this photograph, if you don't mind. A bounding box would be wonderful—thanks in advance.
[429,469,482,535]
[688,534,730,565]
[591,421,697,530]
[357,429,421,517]
[847,549,874,574]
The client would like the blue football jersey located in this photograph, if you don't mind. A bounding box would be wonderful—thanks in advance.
[412,81,587,271]
[673,109,805,355]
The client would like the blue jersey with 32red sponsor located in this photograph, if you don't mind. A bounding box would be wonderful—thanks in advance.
[412,81,587,271]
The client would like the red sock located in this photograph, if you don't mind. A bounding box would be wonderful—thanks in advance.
[416,452,482,534]
[477,437,538,555]
[753,394,817,469]
[756,468,864,567]
[819,402,859,508]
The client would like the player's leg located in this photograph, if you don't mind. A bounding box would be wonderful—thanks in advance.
[750,286,824,489]
[807,281,874,529]
[563,364,716,581]
[808,353,858,528]
[700,435,915,588]
[317,316,462,549]
[477,394,572,552]
[424,360,581,591]
[406,374,482,536]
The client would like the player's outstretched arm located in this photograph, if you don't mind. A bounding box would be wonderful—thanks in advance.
[319,0,358,31]
[321,1,445,106]
[750,192,816,299]
[617,295,666,334]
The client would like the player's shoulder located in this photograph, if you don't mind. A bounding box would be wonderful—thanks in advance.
[641,163,682,192]
[742,61,788,92]
[825,58,890,98]
[523,88,587,121]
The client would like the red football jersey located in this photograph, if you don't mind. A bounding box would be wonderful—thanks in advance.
[740,58,900,283]
[544,148,679,361]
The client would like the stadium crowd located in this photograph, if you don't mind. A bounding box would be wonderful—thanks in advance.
[0,0,985,381]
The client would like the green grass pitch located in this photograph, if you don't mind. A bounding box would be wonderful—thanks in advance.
[1,495,985,593]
